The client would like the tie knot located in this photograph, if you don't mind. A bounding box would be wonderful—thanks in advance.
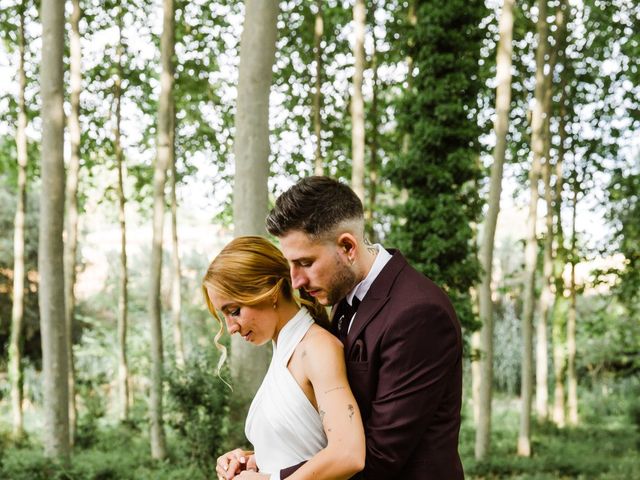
[350,297,361,311]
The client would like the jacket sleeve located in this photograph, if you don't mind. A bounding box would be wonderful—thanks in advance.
[362,302,461,478]
[280,461,305,479]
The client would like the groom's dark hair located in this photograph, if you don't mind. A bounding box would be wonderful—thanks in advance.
[266,176,364,239]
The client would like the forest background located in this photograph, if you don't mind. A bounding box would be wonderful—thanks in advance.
[0,0,639,478]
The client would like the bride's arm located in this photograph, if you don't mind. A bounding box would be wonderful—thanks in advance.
[288,330,366,480]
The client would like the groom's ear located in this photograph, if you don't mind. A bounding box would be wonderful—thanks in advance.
[337,233,357,256]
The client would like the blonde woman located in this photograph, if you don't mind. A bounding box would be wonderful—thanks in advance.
[203,236,365,480]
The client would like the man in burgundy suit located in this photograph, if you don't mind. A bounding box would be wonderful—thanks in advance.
[263,176,465,480]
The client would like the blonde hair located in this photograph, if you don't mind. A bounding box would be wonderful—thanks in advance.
[202,236,329,379]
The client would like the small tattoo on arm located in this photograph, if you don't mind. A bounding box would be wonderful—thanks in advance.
[324,386,345,394]
[319,409,326,424]
[348,404,355,421]
[301,350,307,358]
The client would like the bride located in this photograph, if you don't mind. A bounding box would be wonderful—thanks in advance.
[203,236,365,480]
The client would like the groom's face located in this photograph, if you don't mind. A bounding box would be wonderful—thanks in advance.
[279,230,356,306]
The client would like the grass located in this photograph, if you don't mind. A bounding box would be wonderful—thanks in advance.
[459,396,640,479]
[1,393,638,479]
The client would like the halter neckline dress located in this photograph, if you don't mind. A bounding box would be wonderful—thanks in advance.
[245,307,328,475]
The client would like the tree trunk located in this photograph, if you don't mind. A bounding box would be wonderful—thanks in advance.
[149,0,175,459]
[9,2,28,440]
[64,0,82,446]
[350,0,366,203]
[552,72,568,428]
[170,110,185,369]
[473,0,514,460]
[401,0,416,155]
[567,179,579,426]
[114,24,130,422]
[536,1,568,424]
[230,0,279,444]
[313,0,324,176]
[39,0,70,460]
[518,0,548,458]
[365,18,379,242]
[551,0,570,428]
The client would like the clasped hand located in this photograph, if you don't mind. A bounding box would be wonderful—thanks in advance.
[216,448,268,480]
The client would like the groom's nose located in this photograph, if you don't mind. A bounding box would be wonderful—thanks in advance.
[290,265,307,290]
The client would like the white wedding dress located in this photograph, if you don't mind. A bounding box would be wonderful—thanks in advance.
[245,307,327,475]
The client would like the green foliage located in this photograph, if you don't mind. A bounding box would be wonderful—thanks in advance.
[459,389,640,479]
[0,426,206,480]
[492,298,521,394]
[577,294,640,382]
[165,352,231,478]
[270,0,353,179]
[386,0,487,333]
[606,169,640,314]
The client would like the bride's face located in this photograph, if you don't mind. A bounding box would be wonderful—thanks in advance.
[207,288,278,346]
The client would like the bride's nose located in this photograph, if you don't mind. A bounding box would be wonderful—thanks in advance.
[226,319,240,335]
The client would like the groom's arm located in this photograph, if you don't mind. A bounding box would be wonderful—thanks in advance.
[280,461,305,479]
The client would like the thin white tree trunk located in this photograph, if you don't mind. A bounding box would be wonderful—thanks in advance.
[230,0,279,442]
[313,0,324,176]
[350,0,366,203]
[401,0,416,156]
[114,25,130,421]
[9,2,28,439]
[366,31,379,242]
[551,0,570,428]
[536,2,568,423]
[149,0,175,459]
[39,0,70,460]
[473,0,515,460]
[567,181,579,426]
[552,75,568,428]
[170,114,185,369]
[518,0,548,458]
[64,0,82,446]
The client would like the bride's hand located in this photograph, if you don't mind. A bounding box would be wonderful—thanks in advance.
[216,448,254,480]
[236,472,268,479]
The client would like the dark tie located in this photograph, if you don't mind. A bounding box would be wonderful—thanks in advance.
[335,297,361,341]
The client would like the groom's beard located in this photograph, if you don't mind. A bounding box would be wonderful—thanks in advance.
[324,255,357,306]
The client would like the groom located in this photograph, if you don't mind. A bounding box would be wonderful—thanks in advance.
[265,176,465,480]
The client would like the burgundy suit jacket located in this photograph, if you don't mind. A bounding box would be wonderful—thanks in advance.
[282,250,464,479]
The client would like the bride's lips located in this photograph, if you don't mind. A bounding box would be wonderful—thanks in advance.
[242,331,252,342]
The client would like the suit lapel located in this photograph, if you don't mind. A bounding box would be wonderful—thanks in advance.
[345,250,407,355]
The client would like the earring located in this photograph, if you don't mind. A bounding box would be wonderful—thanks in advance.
[273,303,277,309]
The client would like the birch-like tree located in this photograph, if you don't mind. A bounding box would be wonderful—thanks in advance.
[8,0,29,440]
[350,0,366,203]
[113,14,130,421]
[518,0,548,457]
[230,0,279,439]
[170,107,185,369]
[39,0,70,460]
[148,0,175,459]
[536,0,568,423]
[64,0,82,445]
[313,0,324,175]
[472,0,515,460]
